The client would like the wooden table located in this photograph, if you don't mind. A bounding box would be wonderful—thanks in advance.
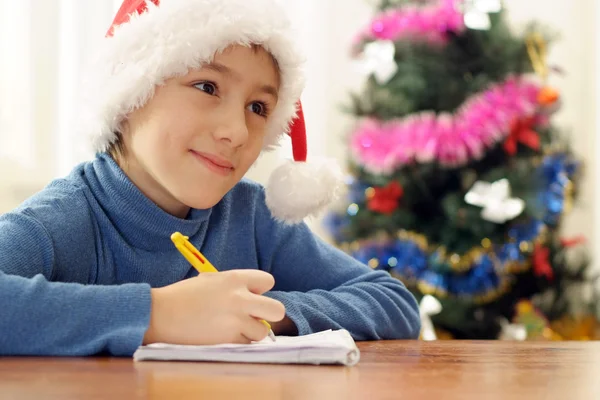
[2,341,600,399]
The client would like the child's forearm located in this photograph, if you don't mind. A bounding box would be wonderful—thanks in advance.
[0,271,152,356]
[258,215,421,340]
[266,271,421,341]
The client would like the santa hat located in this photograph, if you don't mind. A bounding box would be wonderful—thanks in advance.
[78,0,342,224]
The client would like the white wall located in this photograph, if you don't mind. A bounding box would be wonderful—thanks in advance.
[0,0,121,210]
[0,0,59,209]
[596,0,600,276]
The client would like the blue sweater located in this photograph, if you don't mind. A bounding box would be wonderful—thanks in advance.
[0,154,420,356]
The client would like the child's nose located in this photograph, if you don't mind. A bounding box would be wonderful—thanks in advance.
[212,107,249,147]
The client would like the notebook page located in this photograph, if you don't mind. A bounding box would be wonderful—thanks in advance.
[133,329,360,366]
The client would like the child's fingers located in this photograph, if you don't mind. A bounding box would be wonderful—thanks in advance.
[236,270,275,294]
[229,333,253,345]
[241,318,270,342]
[246,294,285,322]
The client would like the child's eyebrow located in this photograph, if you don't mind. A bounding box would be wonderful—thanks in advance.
[203,62,232,76]
[203,62,279,101]
[259,85,279,101]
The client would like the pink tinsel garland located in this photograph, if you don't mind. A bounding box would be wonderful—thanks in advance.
[350,76,543,173]
[354,0,465,46]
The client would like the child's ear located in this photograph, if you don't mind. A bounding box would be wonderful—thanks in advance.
[117,118,131,136]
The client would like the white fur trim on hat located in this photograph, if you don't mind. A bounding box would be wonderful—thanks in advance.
[266,158,344,224]
[79,0,304,154]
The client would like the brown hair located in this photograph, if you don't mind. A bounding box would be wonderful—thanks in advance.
[107,127,127,161]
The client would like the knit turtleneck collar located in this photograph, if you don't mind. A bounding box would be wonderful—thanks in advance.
[83,153,212,251]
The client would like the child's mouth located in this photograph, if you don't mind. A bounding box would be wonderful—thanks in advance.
[190,150,234,176]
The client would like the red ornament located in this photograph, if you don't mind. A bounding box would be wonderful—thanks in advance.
[532,243,554,280]
[560,235,587,248]
[504,116,541,156]
[367,181,403,214]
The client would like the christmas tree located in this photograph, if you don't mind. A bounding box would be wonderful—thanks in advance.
[324,0,600,340]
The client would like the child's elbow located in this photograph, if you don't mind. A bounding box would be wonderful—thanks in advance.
[405,305,422,339]
[390,284,422,339]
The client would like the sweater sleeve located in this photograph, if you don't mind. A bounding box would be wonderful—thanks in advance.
[256,211,421,340]
[0,211,152,356]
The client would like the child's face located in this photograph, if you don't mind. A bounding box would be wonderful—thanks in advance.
[120,45,280,216]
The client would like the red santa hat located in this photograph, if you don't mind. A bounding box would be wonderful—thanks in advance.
[78,0,342,224]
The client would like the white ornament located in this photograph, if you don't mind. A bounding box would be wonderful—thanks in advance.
[498,318,527,341]
[472,0,502,13]
[419,295,442,341]
[464,178,525,224]
[354,40,398,85]
[462,0,502,30]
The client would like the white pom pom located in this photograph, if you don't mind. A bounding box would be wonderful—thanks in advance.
[265,158,344,224]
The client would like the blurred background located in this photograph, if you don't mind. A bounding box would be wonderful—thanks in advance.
[0,0,598,339]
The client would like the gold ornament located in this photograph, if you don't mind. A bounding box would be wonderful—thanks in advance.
[550,315,600,341]
[481,238,492,249]
[526,31,561,107]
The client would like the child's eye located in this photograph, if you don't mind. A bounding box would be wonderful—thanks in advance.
[248,101,269,117]
[194,81,217,95]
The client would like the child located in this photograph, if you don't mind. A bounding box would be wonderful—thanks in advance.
[0,0,420,356]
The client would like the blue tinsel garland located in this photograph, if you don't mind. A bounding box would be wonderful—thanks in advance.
[324,153,577,302]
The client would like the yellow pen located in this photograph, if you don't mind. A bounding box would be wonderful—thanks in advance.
[171,232,276,342]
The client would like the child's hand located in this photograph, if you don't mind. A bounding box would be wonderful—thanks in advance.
[143,270,285,345]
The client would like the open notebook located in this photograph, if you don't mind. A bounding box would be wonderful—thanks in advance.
[133,329,360,366]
